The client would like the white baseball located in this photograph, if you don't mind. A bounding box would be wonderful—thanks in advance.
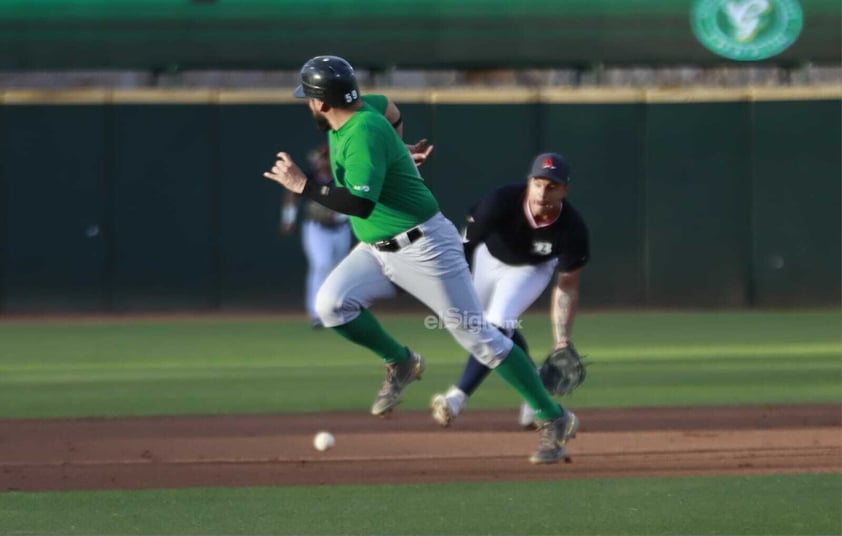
[313,431,335,451]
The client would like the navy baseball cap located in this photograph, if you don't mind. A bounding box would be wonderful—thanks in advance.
[528,153,570,184]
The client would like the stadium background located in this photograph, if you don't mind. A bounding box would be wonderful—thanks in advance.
[1,0,838,70]
[0,0,839,314]
[0,2,840,534]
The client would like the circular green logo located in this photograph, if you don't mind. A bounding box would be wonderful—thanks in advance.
[692,0,804,61]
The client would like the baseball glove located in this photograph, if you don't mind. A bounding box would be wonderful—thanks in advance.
[539,342,587,396]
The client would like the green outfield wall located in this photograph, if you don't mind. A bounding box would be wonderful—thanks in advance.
[0,0,839,69]
[0,87,839,312]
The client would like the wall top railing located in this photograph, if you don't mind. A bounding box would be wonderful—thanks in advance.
[1,85,840,106]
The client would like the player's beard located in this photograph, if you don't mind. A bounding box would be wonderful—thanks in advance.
[312,110,330,132]
[529,199,561,222]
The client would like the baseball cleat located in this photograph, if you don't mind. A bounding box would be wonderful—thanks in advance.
[529,409,579,464]
[371,350,425,416]
[430,394,454,427]
[430,386,467,427]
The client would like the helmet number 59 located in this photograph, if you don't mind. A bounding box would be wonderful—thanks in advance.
[345,90,359,103]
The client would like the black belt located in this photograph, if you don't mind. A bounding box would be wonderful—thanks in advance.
[373,227,424,252]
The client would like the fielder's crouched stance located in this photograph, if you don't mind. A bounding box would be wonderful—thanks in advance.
[264,55,577,464]
[431,153,590,429]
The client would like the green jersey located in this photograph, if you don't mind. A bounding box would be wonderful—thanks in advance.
[328,96,439,243]
[361,94,388,115]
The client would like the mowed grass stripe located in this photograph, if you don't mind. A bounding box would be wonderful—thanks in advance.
[0,356,837,417]
[1,474,839,535]
[1,350,839,379]
[1,342,838,373]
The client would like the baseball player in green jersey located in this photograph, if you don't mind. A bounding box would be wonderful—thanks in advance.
[280,97,431,330]
[263,55,578,463]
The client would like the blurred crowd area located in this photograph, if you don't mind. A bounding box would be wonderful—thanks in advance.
[1,64,839,89]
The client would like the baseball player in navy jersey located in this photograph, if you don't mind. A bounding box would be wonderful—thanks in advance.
[263,55,578,464]
[431,152,590,429]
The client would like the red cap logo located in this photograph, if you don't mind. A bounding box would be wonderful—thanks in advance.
[542,157,556,169]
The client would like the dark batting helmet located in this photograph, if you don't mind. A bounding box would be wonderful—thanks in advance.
[293,55,360,108]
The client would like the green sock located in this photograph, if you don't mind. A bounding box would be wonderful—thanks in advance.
[331,309,408,364]
[494,343,563,421]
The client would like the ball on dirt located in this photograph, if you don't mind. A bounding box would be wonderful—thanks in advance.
[313,431,335,451]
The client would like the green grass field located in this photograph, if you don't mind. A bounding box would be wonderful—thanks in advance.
[3,475,840,535]
[0,310,839,418]
[0,310,840,535]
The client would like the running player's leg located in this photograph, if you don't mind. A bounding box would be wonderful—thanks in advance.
[317,242,426,416]
[455,329,529,395]
[450,248,554,416]
[315,242,406,363]
[386,214,562,422]
[435,327,529,426]
[451,243,499,398]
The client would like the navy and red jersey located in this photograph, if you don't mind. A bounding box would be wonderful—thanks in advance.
[463,183,589,272]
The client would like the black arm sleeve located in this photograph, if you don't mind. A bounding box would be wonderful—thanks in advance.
[301,180,375,218]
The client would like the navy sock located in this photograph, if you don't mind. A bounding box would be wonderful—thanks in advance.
[456,354,492,396]
[456,328,531,396]
[510,328,530,356]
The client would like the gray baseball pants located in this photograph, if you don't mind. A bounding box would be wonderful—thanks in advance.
[315,212,513,367]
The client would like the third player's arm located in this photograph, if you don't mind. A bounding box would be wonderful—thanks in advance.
[551,268,582,349]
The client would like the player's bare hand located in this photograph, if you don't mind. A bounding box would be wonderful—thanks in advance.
[407,138,434,167]
[263,152,307,194]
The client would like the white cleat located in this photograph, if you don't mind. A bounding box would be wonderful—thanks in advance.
[431,394,454,427]
[430,387,467,427]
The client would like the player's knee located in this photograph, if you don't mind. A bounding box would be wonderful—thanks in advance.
[488,317,519,337]
[315,285,367,327]
[490,321,529,353]
[464,333,513,369]
[314,286,343,326]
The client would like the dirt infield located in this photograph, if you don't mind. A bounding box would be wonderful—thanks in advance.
[1,404,839,492]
